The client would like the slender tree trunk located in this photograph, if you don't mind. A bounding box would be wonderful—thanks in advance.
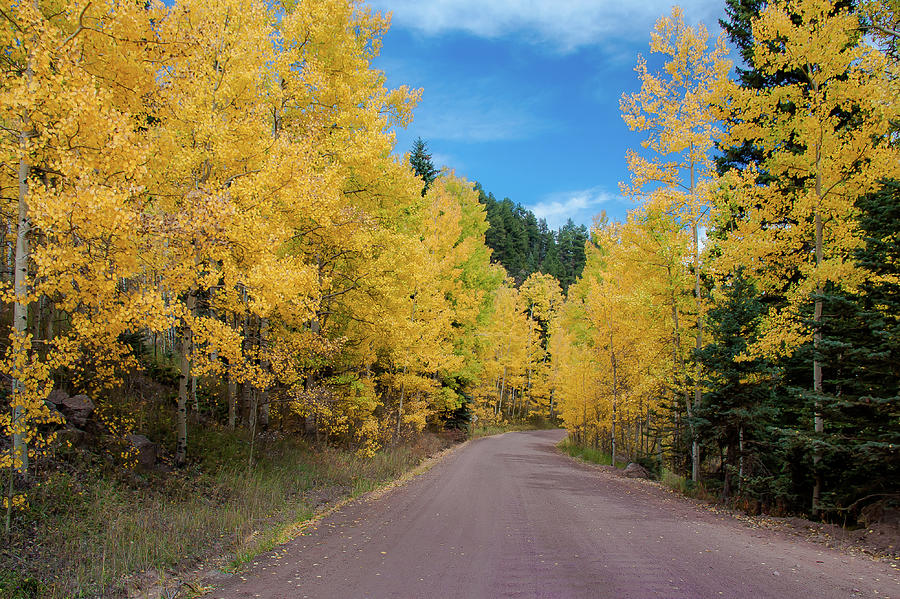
[668,282,695,479]
[227,312,237,429]
[738,424,745,494]
[259,318,269,429]
[812,151,825,513]
[227,374,237,430]
[175,290,196,466]
[11,122,32,475]
[44,299,53,349]
[228,311,239,429]
[526,306,533,418]
[549,388,555,420]
[610,336,618,469]
[240,304,252,425]
[691,219,703,483]
[635,413,640,460]
[724,433,735,500]
[2,217,9,285]
[498,367,507,417]
[582,400,587,447]
[395,366,406,443]
[248,388,258,469]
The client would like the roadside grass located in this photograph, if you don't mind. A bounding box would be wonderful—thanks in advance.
[1,427,451,599]
[662,468,691,492]
[659,468,716,501]
[556,438,625,468]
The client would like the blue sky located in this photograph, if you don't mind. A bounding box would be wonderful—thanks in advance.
[368,0,731,229]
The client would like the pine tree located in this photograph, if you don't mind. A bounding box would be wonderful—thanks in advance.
[697,272,778,501]
[409,137,439,196]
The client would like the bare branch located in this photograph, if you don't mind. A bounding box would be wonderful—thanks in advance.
[59,2,92,50]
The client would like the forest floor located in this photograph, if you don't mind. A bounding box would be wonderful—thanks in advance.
[210,429,899,599]
[0,426,468,599]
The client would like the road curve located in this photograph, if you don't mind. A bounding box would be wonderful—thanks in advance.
[214,429,899,598]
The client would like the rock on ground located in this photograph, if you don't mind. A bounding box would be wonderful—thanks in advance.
[126,434,159,469]
[47,390,95,428]
[623,462,651,478]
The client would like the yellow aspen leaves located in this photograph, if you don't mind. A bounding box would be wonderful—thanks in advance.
[717,0,899,358]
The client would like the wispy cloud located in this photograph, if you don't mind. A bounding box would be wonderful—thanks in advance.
[414,89,546,142]
[530,187,619,229]
[430,152,459,170]
[370,0,726,53]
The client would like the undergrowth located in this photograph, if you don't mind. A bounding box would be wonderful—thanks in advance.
[556,438,625,468]
[1,428,452,599]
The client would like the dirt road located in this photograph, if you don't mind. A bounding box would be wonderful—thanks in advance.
[213,430,899,598]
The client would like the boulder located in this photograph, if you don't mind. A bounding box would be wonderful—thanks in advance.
[47,389,69,406]
[59,394,95,428]
[623,462,651,479]
[126,434,158,469]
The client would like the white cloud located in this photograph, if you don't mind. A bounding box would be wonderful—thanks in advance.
[369,0,726,53]
[430,152,459,170]
[530,187,618,229]
[411,87,548,142]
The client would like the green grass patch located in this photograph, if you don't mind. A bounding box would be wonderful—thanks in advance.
[659,468,715,500]
[661,468,690,492]
[0,571,45,599]
[557,438,625,468]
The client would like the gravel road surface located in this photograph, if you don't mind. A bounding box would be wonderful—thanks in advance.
[214,429,899,598]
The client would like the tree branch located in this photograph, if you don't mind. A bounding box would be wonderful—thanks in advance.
[59,2,92,50]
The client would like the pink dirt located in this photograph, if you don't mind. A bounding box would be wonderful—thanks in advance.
[213,429,900,598]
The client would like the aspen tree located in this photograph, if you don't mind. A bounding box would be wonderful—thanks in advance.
[621,6,731,482]
[0,0,160,480]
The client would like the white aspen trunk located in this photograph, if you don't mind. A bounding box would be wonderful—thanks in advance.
[259,318,269,429]
[738,425,745,493]
[498,366,507,416]
[395,366,406,443]
[11,133,31,475]
[227,375,237,430]
[240,295,252,425]
[689,150,703,484]
[669,279,694,475]
[228,309,239,429]
[526,306,533,417]
[635,413,641,460]
[4,216,11,284]
[175,290,196,465]
[692,219,702,483]
[247,315,260,439]
[609,330,619,469]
